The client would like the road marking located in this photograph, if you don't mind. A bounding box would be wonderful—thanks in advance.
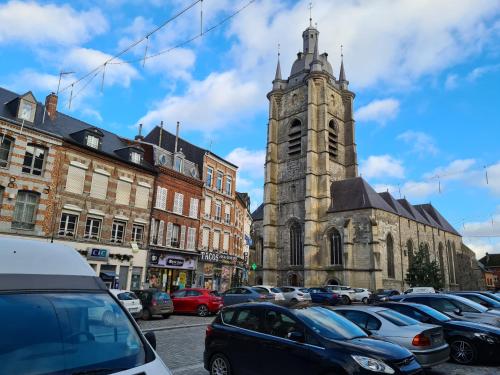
[172,362,205,374]
[142,323,208,333]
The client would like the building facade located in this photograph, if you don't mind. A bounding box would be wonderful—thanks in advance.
[479,253,500,291]
[252,24,466,290]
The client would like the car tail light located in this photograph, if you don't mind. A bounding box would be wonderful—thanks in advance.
[151,298,157,306]
[206,325,214,338]
[412,333,431,347]
[259,294,267,299]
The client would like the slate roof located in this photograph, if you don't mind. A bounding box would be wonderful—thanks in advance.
[252,203,264,221]
[0,87,154,172]
[479,254,500,268]
[144,125,237,177]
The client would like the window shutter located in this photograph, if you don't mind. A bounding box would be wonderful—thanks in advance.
[186,227,196,250]
[65,165,86,194]
[165,222,173,247]
[155,188,162,208]
[90,172,108,199]
[180,225,186,249]
[150,218,156,244]
[225,204,230,215]
[204,197,211,217]
[155,187,167,210]
[213,231,220,250]
[174,193,184,214]
[157,220,165,246]
[116,180,131,205]
[189,198,199,218]
[202,228,209,248]
[135,186,149,209]
[223,233,229,251]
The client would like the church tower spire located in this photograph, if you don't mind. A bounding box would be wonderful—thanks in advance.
[272,44,283,91]
[339,45,349,89]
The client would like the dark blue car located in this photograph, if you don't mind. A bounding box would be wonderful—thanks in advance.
[306,287,342,305]
[380,301,500,365]
[204,302,423,375]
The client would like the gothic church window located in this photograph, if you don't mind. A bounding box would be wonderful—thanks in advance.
[290,222,303,266]
[328,120,338,159]
[386,233,395,278]
[329,228,343,265]
[447,241,455,284]
[407,240,414,266]
[438,243,445,281]
[288,119,302,156]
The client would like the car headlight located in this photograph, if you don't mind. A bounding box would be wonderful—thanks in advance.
[351,355,395,374]
[474,332,498,344]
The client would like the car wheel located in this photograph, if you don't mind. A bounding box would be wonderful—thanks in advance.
[341,295,350,305]
[197,304,209,317]
[450,338,477,365]
[362,297,368,304]
[142,309,152,321]
[291,298,298,303]
[210,353,231,375]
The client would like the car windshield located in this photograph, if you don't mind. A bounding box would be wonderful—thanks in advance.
[117,292,138,301]
[0,292,146,375]
[376,289,390,295]
[376,309,419,326]
[463,294,500,308]
[482,292,500,303]
[294,306,367,340]
[252,287,270,294]
[299,288,309,293]
[450,295,488,313]
[414,304,451,322]
[271,288,282,293]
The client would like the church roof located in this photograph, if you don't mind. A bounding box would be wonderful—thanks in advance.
[328,177,395,213]
[379,192,414,218]
[416,204,460,235]
[252,203,264,221]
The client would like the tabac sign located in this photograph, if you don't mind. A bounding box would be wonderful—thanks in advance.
[200,251,237,265]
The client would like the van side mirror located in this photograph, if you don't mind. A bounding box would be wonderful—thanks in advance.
[287,331,305,343]
[144,331,157,350]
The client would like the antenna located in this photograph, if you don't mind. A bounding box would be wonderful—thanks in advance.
[309,2,313,26]
[56,71,75,95]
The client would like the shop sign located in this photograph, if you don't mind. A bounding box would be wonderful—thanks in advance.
[200,251,237,265]
[87,248,109,261]
[149,252,195,270]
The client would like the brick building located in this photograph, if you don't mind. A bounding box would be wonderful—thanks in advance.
[139,133,204,293]
[1,87,155,290]
[0,89,62,237]
[479,253,500,291]
[144,126,245,292]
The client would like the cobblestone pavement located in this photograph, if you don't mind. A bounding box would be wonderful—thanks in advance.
[140,315,499,375]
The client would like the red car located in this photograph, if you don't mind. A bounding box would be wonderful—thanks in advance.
[170,288,223,316]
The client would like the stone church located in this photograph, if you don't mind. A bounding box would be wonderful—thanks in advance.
[251,23,463,291]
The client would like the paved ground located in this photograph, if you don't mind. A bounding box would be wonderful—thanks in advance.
[138,315,499,375]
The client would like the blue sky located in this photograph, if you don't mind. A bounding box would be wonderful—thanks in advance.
[1,0,499,257]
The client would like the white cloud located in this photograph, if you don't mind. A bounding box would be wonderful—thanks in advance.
[360,155,405,179]
[463,208,500,258]
[355,99,400,125]
[137,70,260,133]
[0,1,107,45]
[397,130,438,155]
[444,73,459,90]
[225,148,266,179]
[467,63,500,81]
[424,158,476,181]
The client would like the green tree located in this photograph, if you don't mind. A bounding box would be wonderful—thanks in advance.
[405,243,443,290]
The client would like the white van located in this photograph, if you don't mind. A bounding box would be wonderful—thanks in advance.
[0,237,172,375]
[404,287,436,294]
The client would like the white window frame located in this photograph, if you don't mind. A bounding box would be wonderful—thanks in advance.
[84,217,102,240]
[132,223,145,244]
[206,167,213,187]
[155,187,168,210]
[186,227,196,250]
[111,220,127,243]
[216,171,223,192]
[173,192,184,215]
[215,201,222,222]
[224,204,231,225]
[59,212,79,237]
[225,176,232,195]
[189,197,199,218]
[130,151,141,164]
[86,134,100,149]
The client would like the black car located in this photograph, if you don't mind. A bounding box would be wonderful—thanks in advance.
[450,292,500,311]
[380,302,500,365]
[204,302,423,375]
[368,289,400,304]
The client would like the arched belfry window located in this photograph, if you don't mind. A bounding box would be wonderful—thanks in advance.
[290,222,303,266]
[386,234,395,278]
[407,240,414,266]
[329,228,343,265]
[438,243,445,281]
[328,120,338,159]
[288,119,302,156]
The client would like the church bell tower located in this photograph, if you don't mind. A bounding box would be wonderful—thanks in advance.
[262,22,358,286]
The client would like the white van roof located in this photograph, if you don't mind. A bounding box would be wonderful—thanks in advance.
[0,237,105,291]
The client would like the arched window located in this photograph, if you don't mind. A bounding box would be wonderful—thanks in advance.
[407,240,414,266]
[288,119,302,156]
[329,228,343,265]
[387,234,395,278]
[328,120,338,159]
[438,243,445,281]
[447,241,456,284]
[259,237,264,266]
[423,243,430,263]
[288,273,299,286]
[290,222,303,266]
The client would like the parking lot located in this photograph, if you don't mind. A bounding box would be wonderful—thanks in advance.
[138,315,499,375]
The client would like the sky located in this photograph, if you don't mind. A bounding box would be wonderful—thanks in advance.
[1,0,500,258]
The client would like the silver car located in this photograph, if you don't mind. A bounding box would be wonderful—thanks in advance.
[280,286,312,302]
[334,306,449,368]
[252,285,285,301]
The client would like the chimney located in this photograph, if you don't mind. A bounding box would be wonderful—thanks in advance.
[45,92,58,121]
[174,121,180,153]
[135,123,144,141]
[158,121,164,146]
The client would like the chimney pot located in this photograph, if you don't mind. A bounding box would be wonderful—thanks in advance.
[45,92,58,121]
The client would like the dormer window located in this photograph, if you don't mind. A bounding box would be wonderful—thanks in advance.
[130,151,141,164]
[174,155,183,172]
[19,101,34,121]
[86,134,100,149]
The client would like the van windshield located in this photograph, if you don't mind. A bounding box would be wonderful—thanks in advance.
[0,292,146,374]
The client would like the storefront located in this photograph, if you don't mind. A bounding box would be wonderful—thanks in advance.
[197,251,239,292]
[147,251,197,294]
